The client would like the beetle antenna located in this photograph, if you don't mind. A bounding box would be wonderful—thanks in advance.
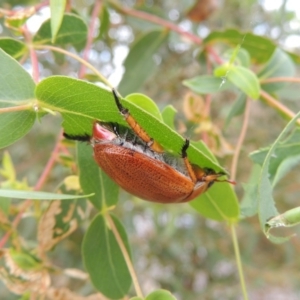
[63,132,91,142]
[215,178,236,185]
[112,88,128,115]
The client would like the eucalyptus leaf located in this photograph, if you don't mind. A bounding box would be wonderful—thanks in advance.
[0,189,93,200]
[258,110,300,240]
[204,29,276,63]
[0,49,36,148]
[77,142,118,210]
[82,214,131,299]
[50,0,67,43]
[0,38,27,59]
[183,75,232,94]
[118,30,168,95]
[33,13,87,50]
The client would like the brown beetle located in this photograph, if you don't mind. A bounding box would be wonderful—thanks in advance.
[64,90,234,203]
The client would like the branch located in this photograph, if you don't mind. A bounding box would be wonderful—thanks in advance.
[260,89,300,126]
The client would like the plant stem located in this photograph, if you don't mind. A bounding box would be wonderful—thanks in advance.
[78,0,102,78]
[110,0,202,45]
[231,224,248,300]
[260,89,300,126]
[105,213,143,298]
[0,104,32,114]
[260,77,300,84]
[230,98,250,181]
[33,45,113,88]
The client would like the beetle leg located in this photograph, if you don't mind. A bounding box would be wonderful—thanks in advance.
[63,132,91,142]
[181,139,197,183]
[112,89,164,153]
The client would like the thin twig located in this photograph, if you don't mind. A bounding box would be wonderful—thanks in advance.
[260,77,300,84]
[79,0,102,78]
[22,25,39,83]
[105,214,143,298]
[34,44,113,88]
[0,104,32,114]
[230,98,251,181]
[109,0,202,45]
[231,224,249,300]
[260,89,300,126]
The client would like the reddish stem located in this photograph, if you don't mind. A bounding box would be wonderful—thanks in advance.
[112,2,202,45]
[0,132,64,249]
[22,25,39,83]
[79,0,102,78]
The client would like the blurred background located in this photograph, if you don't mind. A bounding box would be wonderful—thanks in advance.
[1,0,300,299]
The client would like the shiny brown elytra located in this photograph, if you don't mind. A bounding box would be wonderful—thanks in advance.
[64,90,234,203]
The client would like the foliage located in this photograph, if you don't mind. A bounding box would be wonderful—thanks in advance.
[1,0,300,299]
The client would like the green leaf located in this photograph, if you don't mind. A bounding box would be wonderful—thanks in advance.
[272,155,300,187]
[224,47,251,68]
[118,30,168,95]
[215,65,260,99]
[189,180,239,222]
[145,289,177,300]
[183,75,232,94]
[82,214,131,299]
[225,93,247,128]
[9,249,42,271]
[265,207,300,244]
[0,49,36,148]
[126,93,162,121]
[0,151,16,181]
[259,48,296,93]
[0,197,10,214]
[0,189,92,200]
[77,142,118,210]
[240,164,261,218]
[50,0,67,43]
[0,38,27,59]
[258,110,300,240]
[33,13,87,51]
[36,76,225,173]
[161,105,177,130]
[203,29,276,64]
[189,142,239,222]
[266,207,300,228]
[97,4,110,40]
[250,128,300,183]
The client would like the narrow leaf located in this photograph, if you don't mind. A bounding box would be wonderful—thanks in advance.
[0,49,36,148]
[161,105,177,130]
[0,38,27,59]
[50,0,67,43]
[203,29,276,64]
[225,93,247,128]
[215,65,260,99]
[0,189,93,200]
[82,214,131,299]
[258,110,300,240]
[183,75,232,94]
[259,48,296,93]
[33,13,87,50]
[77,142,118,210]
[118,30,168,95]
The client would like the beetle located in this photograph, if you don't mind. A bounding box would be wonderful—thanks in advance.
[64,90,234,203]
